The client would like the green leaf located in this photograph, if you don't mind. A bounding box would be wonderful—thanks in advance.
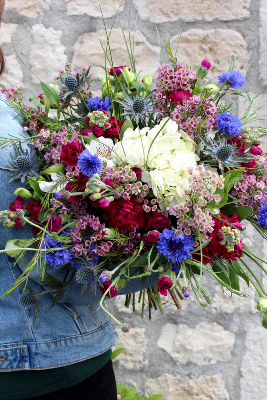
[208,169,244,208]
[111,348,125,360]
[262,312,267,329]
[228,260,250,286]
[29,97,41,107]
[211,262,230,286]
[116,383,122,393]
[134,394,143,400]
[37,210,47,223]
[119,120,134,140]
[141,275,148,286]
[222,204,253,220]
[13,239,35,248]
[117,278,126,290]
[61,214,71,224]
[227,263,240,291]
[27,176,43,197]
[83,133,97,144]
[123,388,136,400]
[149,395,164,400]
[40,82,59,107]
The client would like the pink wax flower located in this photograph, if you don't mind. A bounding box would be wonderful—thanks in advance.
[250,146,263,155]
[201,59,211,70]
[166,90,192,105]
[157,276,173,296]
[148,231,159,243]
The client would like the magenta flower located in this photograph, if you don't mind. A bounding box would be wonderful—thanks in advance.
[157,276,173,296]
[201,59,211,70]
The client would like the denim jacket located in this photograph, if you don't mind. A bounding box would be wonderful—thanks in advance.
[0,96,157,372]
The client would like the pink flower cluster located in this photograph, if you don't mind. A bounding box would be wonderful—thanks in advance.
[171,95,217,139]
[0,84,20,100]
[232,172,267,212]
[153,62,196,116]
[167,165,224,240]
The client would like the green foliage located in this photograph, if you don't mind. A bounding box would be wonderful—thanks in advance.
[41,273,72,308]
[111,348,125,360]
[40,82,59,108]
[262,312,267,329]
[116,382,163,400]
[27,176,42,198]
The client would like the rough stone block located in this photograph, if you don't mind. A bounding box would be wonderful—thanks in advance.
[170,29,249,83]
[260,0,267,85]
[0,23,18,45]
[0,54,24,88]
[133,0,250,23]
[66,0,124,18]
[72,29,160,81]
[157,322,235,365]
[4,0,51,17]
[112,327,148,370]
[240,324,267,400]
[146,373,230,400]
[29,24,67,84]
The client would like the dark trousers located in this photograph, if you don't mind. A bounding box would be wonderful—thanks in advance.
[27,359,117,400]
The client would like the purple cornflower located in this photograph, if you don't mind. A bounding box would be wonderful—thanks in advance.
[218,70,246,89]
[87,96,112,111]
[157,229,194,263]
[77,150,102,177]
[216,111,242,137]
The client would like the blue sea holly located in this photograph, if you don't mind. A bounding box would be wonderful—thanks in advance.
[216,110,242,137]
[157,229,194,264]
[75,260,101,292]
[77,151,102,177]
[218,69,246,89]
[201,136,252,172]
[0,143,41,183]
[114,84,156,125]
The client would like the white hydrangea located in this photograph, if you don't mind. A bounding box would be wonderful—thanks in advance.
[113,118,199,208]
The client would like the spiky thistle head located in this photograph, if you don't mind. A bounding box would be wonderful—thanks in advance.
[64,75,78,91]
[59,66,92,103]
[18,290,36,307]
[1,143,41,183]
[114,84,156,125]
[75,261,100,292]
[201,136,253,172]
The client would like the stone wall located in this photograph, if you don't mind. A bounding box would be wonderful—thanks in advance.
[1,1,267,399]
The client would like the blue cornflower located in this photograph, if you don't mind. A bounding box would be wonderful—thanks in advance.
[216,111,242,137]
[157,229,194,264]
[77,150,102,177]
[87,96,113,111]
[55,192,61,200]
[257,202,267,228]
[218,69,246,89]
[41,234,72,267]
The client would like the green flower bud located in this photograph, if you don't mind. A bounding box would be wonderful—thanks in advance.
[101,228,117,239]
[14,188,33,199]
[205,84,219,94]
[41,164,64,175]
[143,75,152,87]
[257,297,267,312]
[115,92,123,99]
[43,84,60,111]
[123,67,135,84]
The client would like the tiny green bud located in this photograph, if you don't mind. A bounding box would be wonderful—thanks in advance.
[101,228,117,239]
[41,164,64,175]
[143,75,152,87]
[115,92,123,99]
[257,297,267,312]
[205,84,219,94]
[14,188,33,199]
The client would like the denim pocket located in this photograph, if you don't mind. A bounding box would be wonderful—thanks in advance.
[0,344,30,371]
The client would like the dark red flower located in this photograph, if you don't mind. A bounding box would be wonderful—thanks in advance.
[103,117,123,140]
[26,200,43,235]
[250,146,263,156]
[90,125,104,138]
[166,90,192,105]
[60,141,84,167]
[104,200,135,231]
[65,173,89,202]
[157,276,173,296]
[201,59,211,70]
[48,214,62,232]
[10,196,25,211]
[109,66,130,77]
[85,116,90,124]
[99,281,117,297]
[132,167,142,179]
[148,231,159,243]
[145,212,170,232]
[14,218,23,227]
[81,129,90,137]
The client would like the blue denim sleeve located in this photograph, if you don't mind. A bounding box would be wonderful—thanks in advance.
[0,96,158,305]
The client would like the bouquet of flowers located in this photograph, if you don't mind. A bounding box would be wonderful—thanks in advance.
[1,35,267,331]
